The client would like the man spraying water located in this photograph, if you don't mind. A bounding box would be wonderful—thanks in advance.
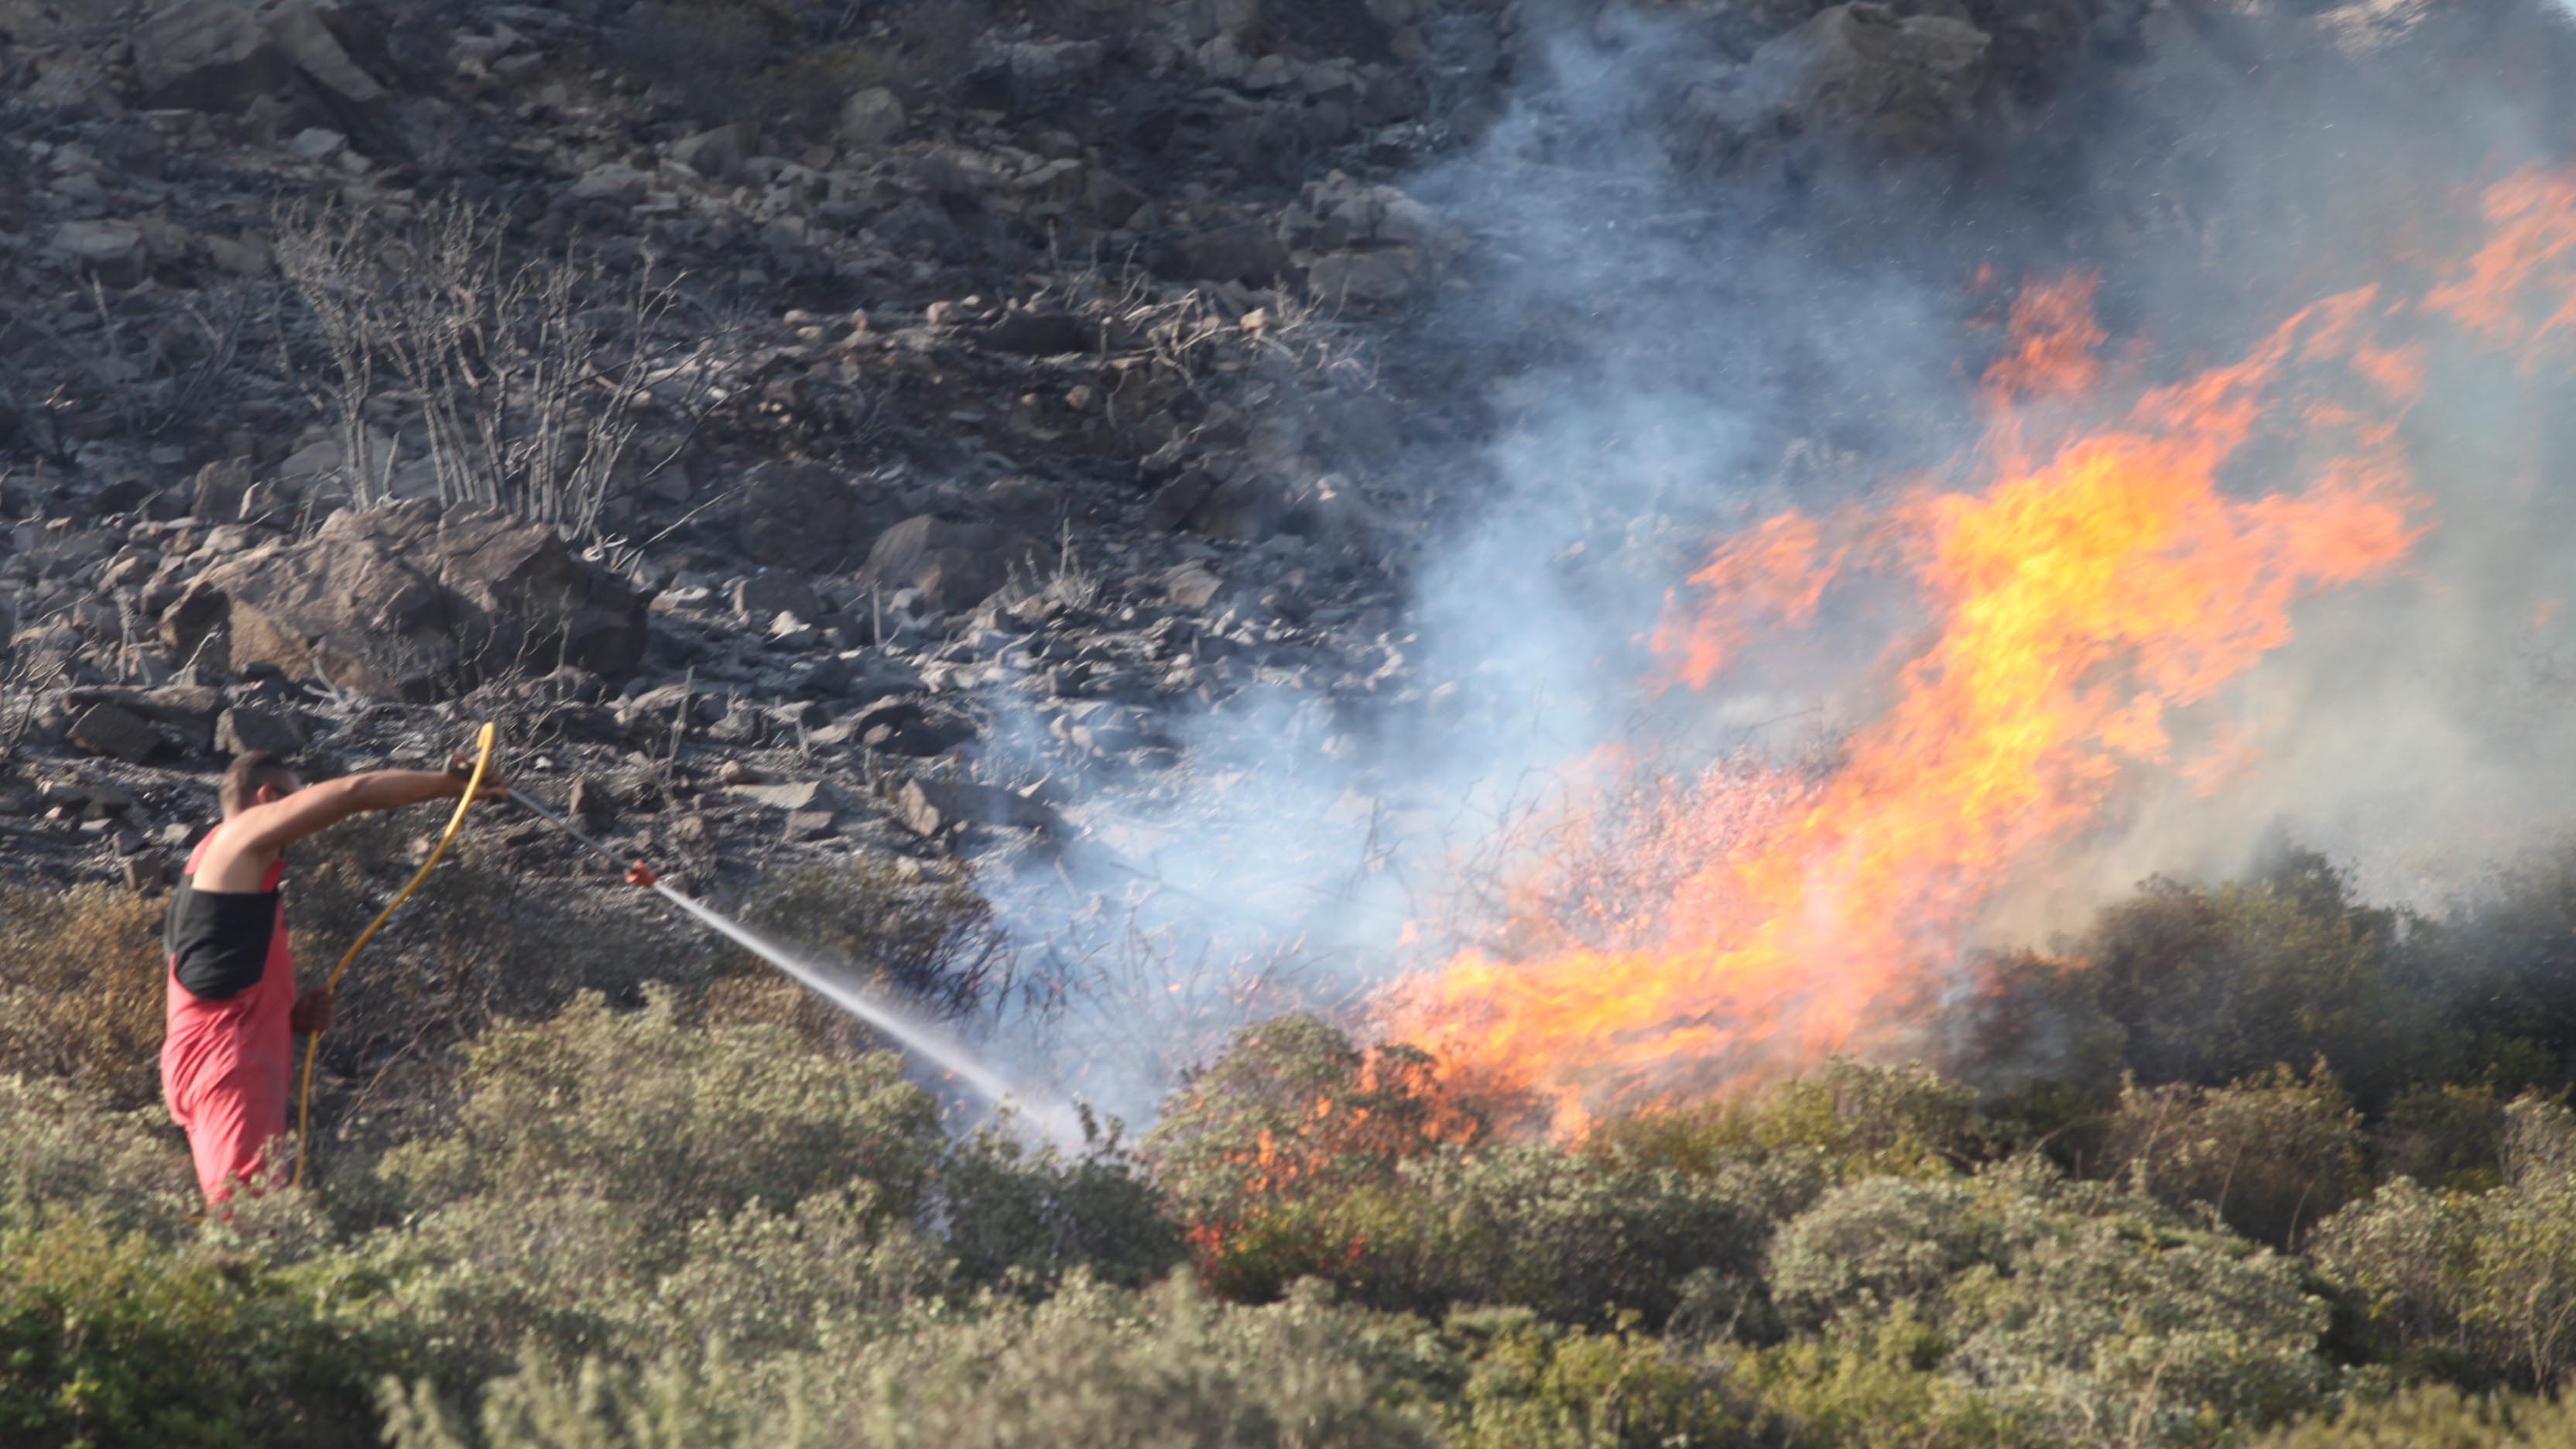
[161,751,508,1202]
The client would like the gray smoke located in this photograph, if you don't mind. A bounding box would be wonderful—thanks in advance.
[975,0,2576,1120]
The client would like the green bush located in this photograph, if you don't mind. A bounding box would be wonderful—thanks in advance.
[1441,1306,1769,1448]
[0,1074,196,1233]
[1335,1141,1788,1330]
[2247,1381,2576,1447]
[2314,1094,2576,1387]
[2372,1083,2508,1194]
[2071,850,2445,1109]
[1728,1311,2047,1448]
[0,1215,423,1448]
[0,883,168,1111]
[369,988,944,1365]
[2100,1063,2365,1249]
[1768,1159,2331,1445]
[382,1275,1444,1449]
[1592,1059,1992,1187]
[937,1114,1187,1294]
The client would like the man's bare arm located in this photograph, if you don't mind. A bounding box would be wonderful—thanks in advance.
[193,769,506,891]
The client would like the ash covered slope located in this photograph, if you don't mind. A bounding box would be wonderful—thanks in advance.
[5,0,2576,1107]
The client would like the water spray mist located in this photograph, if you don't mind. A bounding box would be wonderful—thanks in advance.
[506,787,1083,1146]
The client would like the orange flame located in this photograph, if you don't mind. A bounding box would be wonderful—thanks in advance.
[1382,267,2450,1136]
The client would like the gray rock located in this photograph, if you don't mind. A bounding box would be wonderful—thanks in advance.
[852,697,971,755]
[570,164,653,202]
[162,499,649,702]
[894,777,1060,840]
[132,0,382,109]
[840,86,906,148]
[782,808,839,841]
[731,570,824,625]
[1171,218,1288,286]
[980,308,1098,357]
[670,123,759,180]
[68,702,159,762]
[190,458,252,521]
[1748,3,1990,153]
[1163,562,1224,610]
[728,779,824,811]
[51,221,148,286]
[735,461,888,570]
[215,704,305,755]
[567,776,615,828]
[858,516,1053,612]
[132,0,286,108]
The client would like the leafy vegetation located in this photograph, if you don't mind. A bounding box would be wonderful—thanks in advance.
[14,836,2576,1444]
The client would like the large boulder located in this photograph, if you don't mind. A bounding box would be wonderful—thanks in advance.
[1752,3,1990,152]
[734,461,892,571]
[130,0,383,111]
[858,516,1053,613]
[162,500,648,701]
[1279,172,1459,309]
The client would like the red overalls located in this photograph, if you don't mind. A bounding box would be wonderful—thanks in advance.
[161,837,295,1201]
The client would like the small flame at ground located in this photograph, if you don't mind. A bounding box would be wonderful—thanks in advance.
[1365,165,2576,1133]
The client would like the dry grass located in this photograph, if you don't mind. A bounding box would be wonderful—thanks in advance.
[0,882,168,1111]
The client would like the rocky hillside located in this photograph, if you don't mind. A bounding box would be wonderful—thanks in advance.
[3,0,2559,1081]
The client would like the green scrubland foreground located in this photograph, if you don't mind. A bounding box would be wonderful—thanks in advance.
[15,835,2576,1446]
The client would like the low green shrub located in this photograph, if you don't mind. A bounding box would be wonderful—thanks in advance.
[0,1215,424,1448]
[938,1115,1187,1294]
[382,1275,1444,1449]
[1591,1058,1992,1187]
[0,1074,196,1233]
[1441,1306,1769,1448]
[2313,1094,2576,1388]
[1334,1142,1787,1331]
[2100,1062,2365,1249]
[1769,1159,2332,1445]
[2247,1381,2576,1447]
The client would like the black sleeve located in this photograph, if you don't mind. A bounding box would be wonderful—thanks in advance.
[164,886,278,1001]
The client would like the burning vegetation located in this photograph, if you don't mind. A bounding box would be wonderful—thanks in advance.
[1382,167,2576,1138]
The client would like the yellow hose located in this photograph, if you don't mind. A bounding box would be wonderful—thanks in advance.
[290,721,496,1188]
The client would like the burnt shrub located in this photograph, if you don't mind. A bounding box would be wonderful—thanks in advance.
[2422,838,2576,1096]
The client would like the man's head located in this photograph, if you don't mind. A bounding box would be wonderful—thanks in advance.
[219,752,305,818]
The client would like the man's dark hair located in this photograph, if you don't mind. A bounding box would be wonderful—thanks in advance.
[219,752,302,817]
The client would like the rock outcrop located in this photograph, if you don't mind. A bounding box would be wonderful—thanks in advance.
[161,501,647,701]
